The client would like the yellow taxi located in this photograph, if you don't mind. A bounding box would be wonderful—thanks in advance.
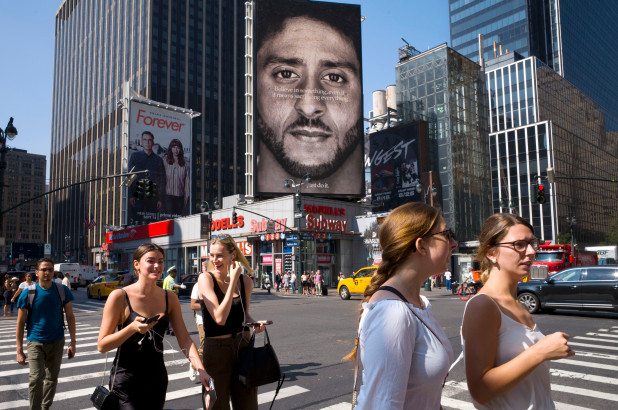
[87,274,123,299]
[337,266,378,300]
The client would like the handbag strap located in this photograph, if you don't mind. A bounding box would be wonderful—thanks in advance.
[378,285,453,386]
[101,290,126,388]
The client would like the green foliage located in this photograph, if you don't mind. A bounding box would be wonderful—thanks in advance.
[557,232,571,245]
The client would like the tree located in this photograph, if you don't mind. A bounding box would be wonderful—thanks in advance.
[605,217,618,245]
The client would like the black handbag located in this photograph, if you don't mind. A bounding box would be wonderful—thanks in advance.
[238,327,281,387]
[90,384,119,410]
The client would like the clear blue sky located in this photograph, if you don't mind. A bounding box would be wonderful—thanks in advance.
[0,1,449,181]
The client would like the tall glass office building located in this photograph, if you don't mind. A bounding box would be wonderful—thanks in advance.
[49,0,246,262]
[396,44,492,241]
[487,53,618,244]
[449,0,618,122]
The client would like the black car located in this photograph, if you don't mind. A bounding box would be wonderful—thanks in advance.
[177,274,199,298]
[517,266,618,314]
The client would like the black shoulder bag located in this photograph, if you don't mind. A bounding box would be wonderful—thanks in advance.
[236,278,285,409]
[90,290,126,410]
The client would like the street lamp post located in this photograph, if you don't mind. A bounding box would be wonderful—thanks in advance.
[64,234,71,262]
[284,173,311,294]
[566,216,576,253]
[0,117,18,231]
[415,182,437,205]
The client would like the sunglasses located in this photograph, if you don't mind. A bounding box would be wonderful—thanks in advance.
[211,234,231,240]
[424,228,456,242]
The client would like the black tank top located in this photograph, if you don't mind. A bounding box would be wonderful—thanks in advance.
[116,290,170,360]
[201,272,246,337]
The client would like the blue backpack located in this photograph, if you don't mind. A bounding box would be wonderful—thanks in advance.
[26,283,67,329]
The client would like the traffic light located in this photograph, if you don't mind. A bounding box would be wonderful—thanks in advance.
[133,179,145,200]
[144,179,157,199]
[232,210,238,225]
[535,184,546,204]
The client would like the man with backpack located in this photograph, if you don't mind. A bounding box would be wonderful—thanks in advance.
[15,258,76,410]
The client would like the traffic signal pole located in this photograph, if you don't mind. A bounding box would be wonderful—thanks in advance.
[0,170,149,215]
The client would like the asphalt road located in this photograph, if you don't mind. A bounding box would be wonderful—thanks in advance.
[0,285,616,409]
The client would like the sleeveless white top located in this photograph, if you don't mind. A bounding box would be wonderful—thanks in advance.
[462,294,554,410]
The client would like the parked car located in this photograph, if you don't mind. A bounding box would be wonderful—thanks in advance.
[87,274,124,300]
[517,266,618,314]
[337,266,378,300]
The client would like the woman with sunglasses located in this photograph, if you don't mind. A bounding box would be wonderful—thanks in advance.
[345,202,456,409]
[461,214,575,409]
[198,234,267,410]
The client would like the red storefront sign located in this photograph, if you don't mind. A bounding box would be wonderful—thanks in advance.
[106,220,174,243]
[275,258,282,275]
[262,255,273,264]
[317,254,332,264]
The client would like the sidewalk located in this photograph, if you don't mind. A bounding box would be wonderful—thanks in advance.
[251,285,457,298]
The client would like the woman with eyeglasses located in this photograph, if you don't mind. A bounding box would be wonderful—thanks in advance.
[345,202,456,409]
[461,214,575,409]
[97,243,212,409]
[198,234,267,410]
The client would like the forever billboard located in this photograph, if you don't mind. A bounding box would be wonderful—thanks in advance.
[126,101,192,226]
[254,0,364,197]
[368,122,427,211]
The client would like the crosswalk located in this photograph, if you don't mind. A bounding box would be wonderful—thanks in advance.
[2,310,616,410]
[0,314,314,409]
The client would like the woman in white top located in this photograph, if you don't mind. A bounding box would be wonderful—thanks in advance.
[345,202,456,409]
[461,214,575,409]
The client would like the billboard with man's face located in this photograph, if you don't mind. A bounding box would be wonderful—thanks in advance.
[126,101,192,226]
[255,0,364,197]
[367,122,428,211]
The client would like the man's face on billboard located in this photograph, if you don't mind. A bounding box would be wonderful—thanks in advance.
[257,17,362,179]
[142,133,154,153]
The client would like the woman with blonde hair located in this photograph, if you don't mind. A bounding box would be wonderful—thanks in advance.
[461,213,575,409]
[97,243,212,409]
[198,234,269,410]
[346,202,456,409]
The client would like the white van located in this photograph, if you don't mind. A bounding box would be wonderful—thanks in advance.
[54,263,82,289]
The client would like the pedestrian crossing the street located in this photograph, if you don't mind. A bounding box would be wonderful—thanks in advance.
[440,325,618,410]
[1,322,616,409]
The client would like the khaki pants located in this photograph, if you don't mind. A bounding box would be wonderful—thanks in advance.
[203,334,257,410]
[197,323,204,361]
[27,338,65,410]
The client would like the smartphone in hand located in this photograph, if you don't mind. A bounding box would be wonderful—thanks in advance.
[144,314,160,324]
[203,378,217,410]
[245,320,273,327]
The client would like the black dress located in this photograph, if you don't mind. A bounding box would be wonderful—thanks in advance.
[110,290,170,410]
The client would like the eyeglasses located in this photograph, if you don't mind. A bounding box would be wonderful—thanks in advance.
[424,228,456,242]
[38,268,54,272]
[495,239,539,252]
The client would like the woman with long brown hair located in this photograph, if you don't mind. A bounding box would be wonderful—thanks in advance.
[164,138,190,215]
[346,202,456,409]
[197,234,268,410]
[97,243,212,409]
[461,214,575,408]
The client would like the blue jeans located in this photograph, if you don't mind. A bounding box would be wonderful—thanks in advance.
[445,279,452,290]
[291,282,296,294]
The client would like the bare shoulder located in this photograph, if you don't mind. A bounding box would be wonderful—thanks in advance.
[242,274,253,287]
[462,293,501,334]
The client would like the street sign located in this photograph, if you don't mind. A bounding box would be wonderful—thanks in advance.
[287,235,298,240]
[286,240,299,247]
[44,243,52,255]
[294,213,304,219]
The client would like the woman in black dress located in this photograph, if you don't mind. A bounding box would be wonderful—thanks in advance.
[97,243,212,409]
